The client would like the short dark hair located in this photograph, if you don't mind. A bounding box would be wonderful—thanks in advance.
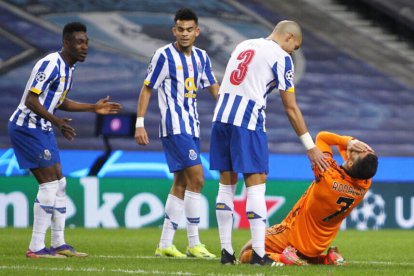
[174,8,198,24]
[349,153,378,180]
[63,22,87,39]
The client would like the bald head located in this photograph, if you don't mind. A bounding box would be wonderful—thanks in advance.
[274,20,302,38]
[268,20,303,54]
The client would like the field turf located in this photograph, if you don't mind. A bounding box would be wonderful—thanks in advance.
[0,228,413,275]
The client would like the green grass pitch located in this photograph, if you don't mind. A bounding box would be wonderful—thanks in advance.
[0,228,413,275]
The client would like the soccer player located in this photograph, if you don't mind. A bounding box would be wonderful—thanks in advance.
[8,22,122,259]
[134,8,219,258]
[239,131,378,266]
[210,20,329,265]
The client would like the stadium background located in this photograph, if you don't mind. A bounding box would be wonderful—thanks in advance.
[0,0,413,231]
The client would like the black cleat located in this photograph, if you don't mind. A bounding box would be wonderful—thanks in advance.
[250,250,274,266]
[221,249,237,265]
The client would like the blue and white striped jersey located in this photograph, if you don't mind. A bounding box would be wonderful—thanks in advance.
[9,52,74,131]
[213,38,295,132]
[144,43,217,138]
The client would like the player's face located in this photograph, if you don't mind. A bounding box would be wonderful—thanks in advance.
[64,31,89,63]
[173,20,200,51]
[282,34,301,54]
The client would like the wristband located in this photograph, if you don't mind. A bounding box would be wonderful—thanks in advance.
[135,117,144,128]
[299,132,316,150]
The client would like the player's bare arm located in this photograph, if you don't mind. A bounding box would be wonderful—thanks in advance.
[135,84,152,145]
[208,83,220,100]
[25,91,76,141]
[58,96,122,114]
[279,90,329,171]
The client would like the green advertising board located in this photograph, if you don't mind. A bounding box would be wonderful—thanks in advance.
[0,177,413,229]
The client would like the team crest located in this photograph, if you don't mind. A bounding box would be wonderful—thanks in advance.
[285,70,294,82]
[35,72,46,82]
[189,149,197,160]
[197,62,202,72]
[43,149,52,160]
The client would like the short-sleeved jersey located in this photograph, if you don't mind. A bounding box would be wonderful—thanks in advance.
[277,132,372,257]
[9,52,74,131]
[212,38,295,132]
[144,43,217,138]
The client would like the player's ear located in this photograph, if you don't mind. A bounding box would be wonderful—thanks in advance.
[195,26,200,37]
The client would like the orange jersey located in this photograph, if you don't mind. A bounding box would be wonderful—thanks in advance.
[266,132,372,257]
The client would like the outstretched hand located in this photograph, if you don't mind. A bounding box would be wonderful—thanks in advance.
[307,147,329,171]
[95,96,122,114]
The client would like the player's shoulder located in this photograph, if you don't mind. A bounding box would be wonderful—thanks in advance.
[153,43,173,57]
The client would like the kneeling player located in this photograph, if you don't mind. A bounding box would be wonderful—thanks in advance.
[239,131,378,265]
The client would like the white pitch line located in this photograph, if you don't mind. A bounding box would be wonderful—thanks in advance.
[0,265,194,275]
[349,260,414,266]
[95,255,219,261]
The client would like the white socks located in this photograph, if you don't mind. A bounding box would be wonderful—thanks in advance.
[216,183,236,254]
[184,190,201,248]
[246,184,267,258]
[51,177,67,248]
[159,191,203,249]
[159,194,184,248]
[29,180,58,252]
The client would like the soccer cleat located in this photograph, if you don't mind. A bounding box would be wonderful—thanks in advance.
[220,249,237,265]
[186,244,216,258]
[280,246,308,266]
[325,246,346,266]
[26,248,67,259]
[250,250,274,266]
[51,244,88,257]
[155,244,186,258]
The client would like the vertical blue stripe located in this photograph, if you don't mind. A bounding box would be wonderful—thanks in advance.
[215,93,230,122]
[256,108,264,131]
[227,95,242,124]
[204,55,215,84]
[10,109,22,124]
[195,49,206,88]
[179,52,194,135]
[31,60,50,88]
[165,48,185,134]
[149,54,166,87]
[284,56,293,89]
[241,100,255,129]
[191,52,199,128]
[43,66,59,111]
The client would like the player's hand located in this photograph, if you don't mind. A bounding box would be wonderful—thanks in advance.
[307,147,329,171]
[95,96,122,114]
[135,127,149,145]
[347,139,374,153]
[57,118,76,141]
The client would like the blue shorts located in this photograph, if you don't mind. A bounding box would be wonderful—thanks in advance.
[209,122,269,174]
[161,134,201,172]
[8,122,60,169]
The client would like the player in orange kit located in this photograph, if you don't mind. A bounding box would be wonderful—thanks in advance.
[239,131,378,265]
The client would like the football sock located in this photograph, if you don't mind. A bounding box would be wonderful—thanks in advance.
[246,183,267,258]
[159,194,184,249]
[216,183,236,254]
[51,177,67,248]
[29,180,58,252]
[184,190,201,247]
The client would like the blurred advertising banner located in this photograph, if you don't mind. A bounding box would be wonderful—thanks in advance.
[0,177,412,229]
